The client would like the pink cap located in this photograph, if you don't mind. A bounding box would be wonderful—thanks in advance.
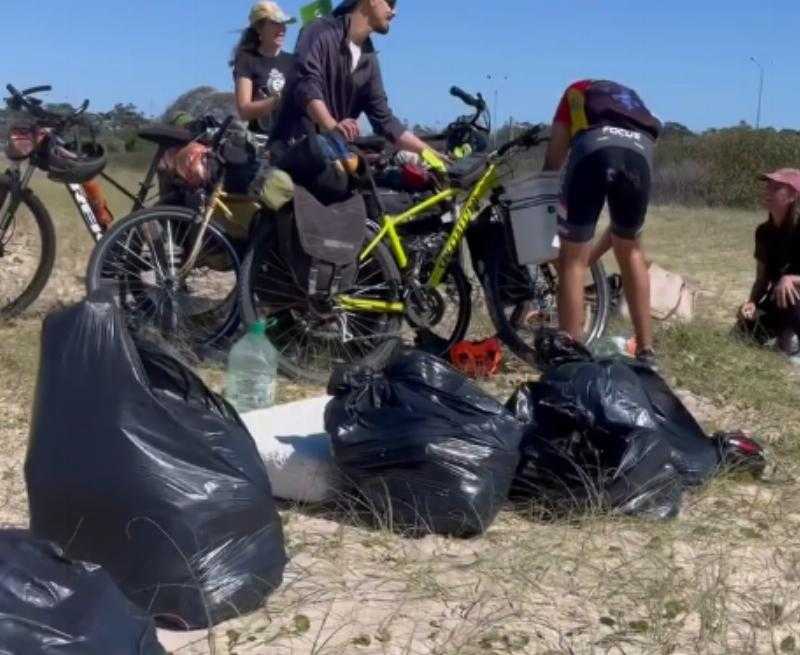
[759,168,800,194]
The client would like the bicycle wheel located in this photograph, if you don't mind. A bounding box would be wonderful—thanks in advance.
[239,218,402,384]
[0,176,56,319]
[86,205,240,349]
[484,256,610,369]
[405,262,472,357]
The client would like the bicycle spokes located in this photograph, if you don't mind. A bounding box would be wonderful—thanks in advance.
[95,213,239,346]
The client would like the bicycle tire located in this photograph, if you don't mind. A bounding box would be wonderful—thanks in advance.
[0,176,57,319]
[86,205,240,348]
[484,256,610,369]
[239,217,402,384]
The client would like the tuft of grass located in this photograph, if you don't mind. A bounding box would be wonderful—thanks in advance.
[658,321,800,417]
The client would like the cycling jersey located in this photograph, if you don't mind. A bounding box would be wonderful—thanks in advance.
[554,80,659,243]
[553,80,661,140]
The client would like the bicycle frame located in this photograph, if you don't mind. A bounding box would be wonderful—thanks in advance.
[337,162,500,315]
[1,142,168,245]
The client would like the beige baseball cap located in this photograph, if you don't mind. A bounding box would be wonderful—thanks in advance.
[249,1,297,26]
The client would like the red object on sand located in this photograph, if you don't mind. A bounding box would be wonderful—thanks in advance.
[449,337,503,378]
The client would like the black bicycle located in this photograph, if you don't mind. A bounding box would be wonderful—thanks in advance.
[0,83,207,319]
[85,116,243,349]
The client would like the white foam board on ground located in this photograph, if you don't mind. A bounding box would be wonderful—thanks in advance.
[242,396,339,503]
[158,628,207,652]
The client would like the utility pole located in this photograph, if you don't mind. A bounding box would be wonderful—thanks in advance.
[486,73,508,139]
[749,57,764,129]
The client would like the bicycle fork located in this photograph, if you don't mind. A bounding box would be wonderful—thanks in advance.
[177,183,231,279]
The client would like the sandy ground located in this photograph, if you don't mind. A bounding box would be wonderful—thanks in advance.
[1,181,799,654]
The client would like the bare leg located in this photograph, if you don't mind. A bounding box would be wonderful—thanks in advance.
[558,240,593,341]
[611,234,653,351]
[589,227,613,267]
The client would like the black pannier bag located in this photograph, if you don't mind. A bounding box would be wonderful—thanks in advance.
[25,292,287,630]
[221,126,259,194]
[325,350,524,537]
[0,530,165,655]
[278,184,367,298]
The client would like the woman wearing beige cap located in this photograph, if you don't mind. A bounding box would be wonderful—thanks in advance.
[738,168,800,357]
[230,1,298,140]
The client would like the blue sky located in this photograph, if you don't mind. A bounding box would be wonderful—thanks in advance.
[3,1,797,131]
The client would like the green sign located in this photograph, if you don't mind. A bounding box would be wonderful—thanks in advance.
[300,0,333,25]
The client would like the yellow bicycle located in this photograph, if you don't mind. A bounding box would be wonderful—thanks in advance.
[240,119,610,382]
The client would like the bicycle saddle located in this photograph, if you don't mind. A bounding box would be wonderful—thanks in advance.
[447,153,488,189]
[352,136,387,153]
[138,125,194,148]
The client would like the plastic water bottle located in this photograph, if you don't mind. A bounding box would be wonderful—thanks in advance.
[225,320,278,414]
[592,335,633,358]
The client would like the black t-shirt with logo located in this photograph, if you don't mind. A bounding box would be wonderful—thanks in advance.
[233,49,297,140]
[755,217,800,283]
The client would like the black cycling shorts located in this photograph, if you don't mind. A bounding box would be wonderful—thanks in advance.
[559,126,654,243]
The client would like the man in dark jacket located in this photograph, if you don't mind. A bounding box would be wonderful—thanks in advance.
[293,0,430,154]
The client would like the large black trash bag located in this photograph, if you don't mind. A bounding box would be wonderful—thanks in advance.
[25,292,287,630]
[508,336,765,518]
[508,382,685,518]
[0,530,165,655]
[325,350,524,537]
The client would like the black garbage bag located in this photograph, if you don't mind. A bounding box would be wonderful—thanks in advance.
[25,293,287,630]
[508,347,766,519]
[0,530,165,655]
[325,350,524,537]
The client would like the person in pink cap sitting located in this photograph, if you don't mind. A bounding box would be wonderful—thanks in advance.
[738,168,800,357]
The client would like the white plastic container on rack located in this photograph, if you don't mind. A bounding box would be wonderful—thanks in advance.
[503,171,561,265]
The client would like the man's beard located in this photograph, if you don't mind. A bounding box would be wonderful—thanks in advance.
[374,22,391,35]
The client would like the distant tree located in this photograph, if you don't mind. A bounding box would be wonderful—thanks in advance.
[98,103,147,131]
[662,121,694,138]
[44,102,76,116]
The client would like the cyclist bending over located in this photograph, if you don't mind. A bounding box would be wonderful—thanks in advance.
[293,0,431,156]
[544,79,661,365]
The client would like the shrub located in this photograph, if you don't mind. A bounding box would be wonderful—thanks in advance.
[653,128,800,207]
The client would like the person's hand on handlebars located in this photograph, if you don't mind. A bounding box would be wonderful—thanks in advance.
[334,119,361,142]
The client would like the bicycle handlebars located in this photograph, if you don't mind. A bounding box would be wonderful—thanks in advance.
[450,86,486,111]
[5,83,90,129]
[21,85,52,96]
[496,124,549,157]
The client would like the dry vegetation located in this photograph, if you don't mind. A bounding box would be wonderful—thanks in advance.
[1,160,799,654]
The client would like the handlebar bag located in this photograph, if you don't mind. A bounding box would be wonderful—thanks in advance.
[6,126,43,160]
